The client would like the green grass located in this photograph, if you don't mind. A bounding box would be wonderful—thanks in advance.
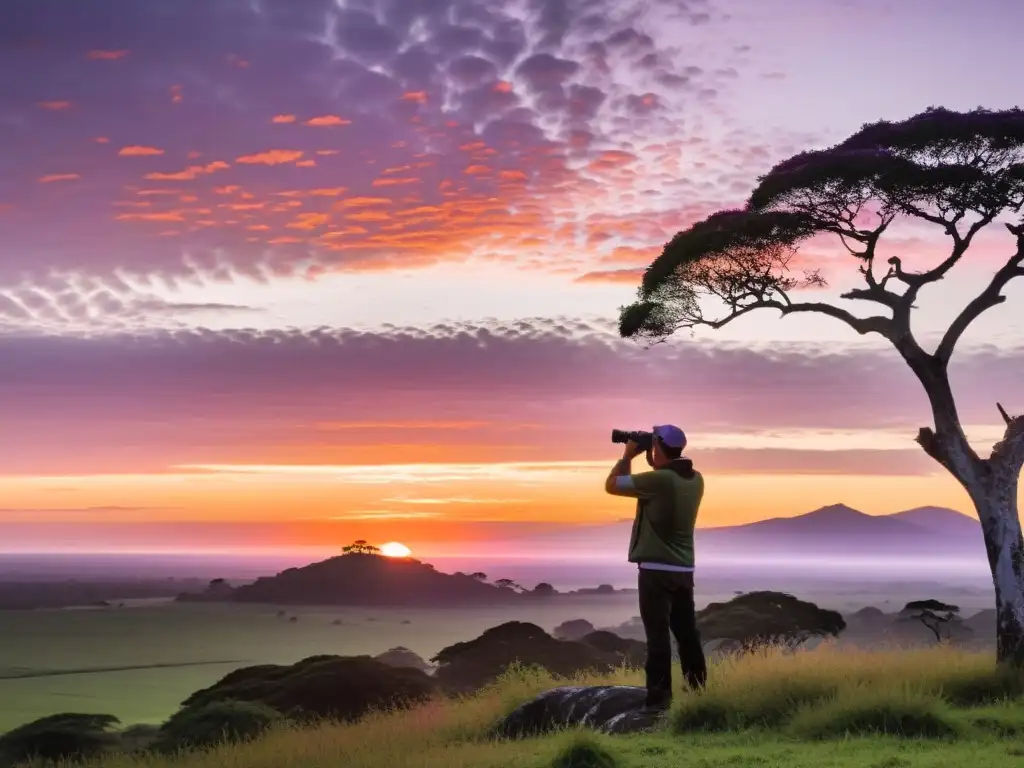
[0,599,646,731]
[52,643,1024,768]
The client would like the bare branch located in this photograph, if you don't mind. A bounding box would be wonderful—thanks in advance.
[935,242,1024,366]
[688,297,891,337]
[892,214,999,296]
[998,402,1013,425]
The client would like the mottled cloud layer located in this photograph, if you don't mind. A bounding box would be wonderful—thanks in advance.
[0,319,1018,475]
[0,0,811,290]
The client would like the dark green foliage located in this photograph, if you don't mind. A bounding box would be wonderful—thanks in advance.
[550,735,618,768]
[788,691,962,740]
[431,622,639,692]
[938,665,1024,706]
[618,106,1024,347]
[697,591,846,650]
[0,713,121,766]
[154,700,282,754]
[179,654,436,722]
[639,208,819,295]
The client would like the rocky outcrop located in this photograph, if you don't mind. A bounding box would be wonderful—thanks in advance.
[493,686,664,737]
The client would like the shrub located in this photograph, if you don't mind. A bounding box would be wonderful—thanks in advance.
[672,674,836,732]
[155,700,283,753]
[0,713,121,766]
[550,733,618,768]
[788,687,962,739]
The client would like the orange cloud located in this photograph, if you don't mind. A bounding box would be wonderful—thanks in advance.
[38,173,79,183]
[286,213,330,230]
[306,115,351,127]
[347,210,392,222]
[145,161,229,181]
[402,91,428,103]
[499,170,529,182]
[87,50,129,60]
[115,211,186,222]
[268,236,303,244]
[317,149,339,156]
[236,149,305,165]
[248,224,271,231]
[575,268,644,284]
[494,81,513,93]
[272,114,297,124]
[372,177,420,187]
[214,186,242,195]
[465,164,492,175]
[309,187,347,197]
[296,159,317,167]
[94,137,110,144]
[170,85,183,104]
[339,197,392,208]
[37,101,72,110]
[118,145,165,157]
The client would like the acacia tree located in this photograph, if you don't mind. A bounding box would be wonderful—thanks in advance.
[342,540,380,556]
[900,599,965,642]
[618,107,1024,664]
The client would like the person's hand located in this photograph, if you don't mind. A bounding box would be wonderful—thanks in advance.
[623,440,644,459]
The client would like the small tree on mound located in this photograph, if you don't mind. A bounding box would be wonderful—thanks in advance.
[901,599,969,642]
[0,713,121,765]
[697,591,846,651]
[342,540,381,556]
[617,106,1024,664]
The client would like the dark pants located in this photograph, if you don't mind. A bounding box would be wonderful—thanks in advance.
[637,567,707,707]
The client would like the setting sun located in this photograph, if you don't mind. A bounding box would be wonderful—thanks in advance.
[380,541,412,558]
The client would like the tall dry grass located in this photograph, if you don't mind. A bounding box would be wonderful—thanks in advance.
[76,644,1024,768]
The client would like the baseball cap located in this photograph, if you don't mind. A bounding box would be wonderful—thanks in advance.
[652,424,687,450]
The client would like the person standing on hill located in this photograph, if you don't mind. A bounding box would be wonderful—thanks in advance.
[605,424,707,711]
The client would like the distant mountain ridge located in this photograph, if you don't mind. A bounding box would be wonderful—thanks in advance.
[533,504,984,558]
[703,504,979,536]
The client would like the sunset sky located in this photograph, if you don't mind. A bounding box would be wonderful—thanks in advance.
[1,0,1022,556]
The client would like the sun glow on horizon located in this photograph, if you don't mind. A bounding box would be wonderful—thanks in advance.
[380,541,412,558]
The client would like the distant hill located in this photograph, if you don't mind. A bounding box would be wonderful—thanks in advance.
[533,503,985,558]
[699,503,982,556]
[702,504,925,536]
[181,554,524,607]
[887,506,981,536]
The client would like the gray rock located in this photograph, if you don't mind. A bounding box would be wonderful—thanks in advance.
[493,685,665,738]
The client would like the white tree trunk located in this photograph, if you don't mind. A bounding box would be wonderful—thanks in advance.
[971,482,1024,664]
[920,409,1024,664]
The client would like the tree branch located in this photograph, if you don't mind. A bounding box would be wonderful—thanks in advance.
[998,402,1012,425]
[692,298,891,337]
[989,406,1024,473]
[891,214,998,295]
[935,240,1024,366]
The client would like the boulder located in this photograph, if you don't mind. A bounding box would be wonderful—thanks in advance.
[493,686,664,738]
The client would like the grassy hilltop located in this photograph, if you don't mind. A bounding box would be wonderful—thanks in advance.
[62,643,1024,768]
